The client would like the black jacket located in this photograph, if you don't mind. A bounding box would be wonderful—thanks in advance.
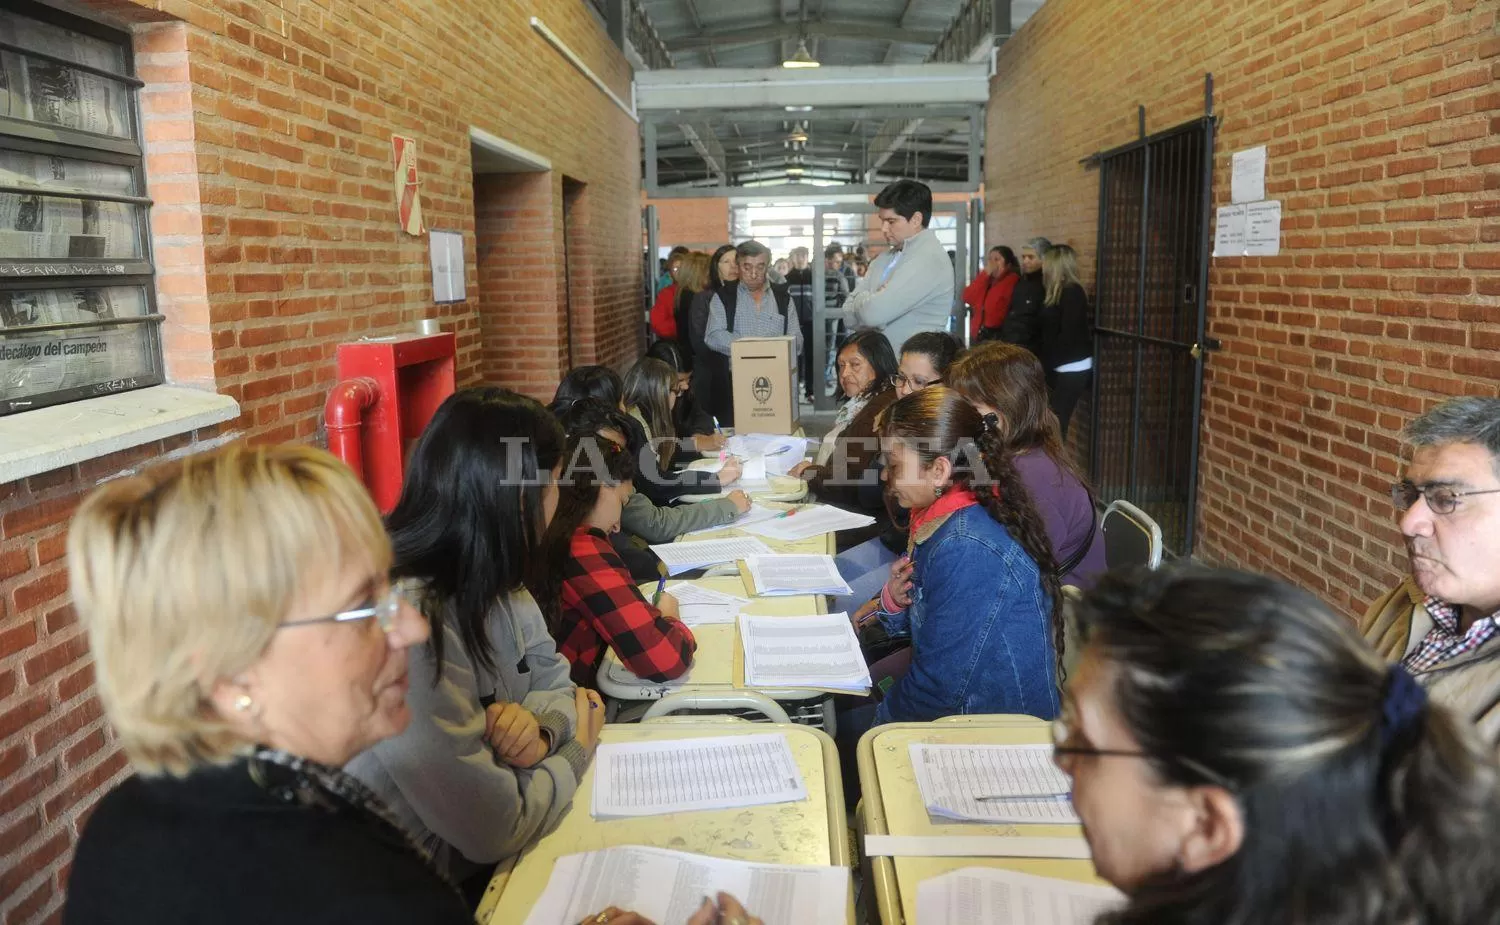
[65,760,469,925]
[1037,283,1093,370]
[999,269,1045,358]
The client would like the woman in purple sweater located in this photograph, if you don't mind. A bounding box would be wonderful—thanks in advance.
[948,342,1106,588]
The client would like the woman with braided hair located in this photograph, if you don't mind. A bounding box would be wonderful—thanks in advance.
[840,387,1061,746]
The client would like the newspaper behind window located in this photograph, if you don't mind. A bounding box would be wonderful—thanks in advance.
[0,288,151,401]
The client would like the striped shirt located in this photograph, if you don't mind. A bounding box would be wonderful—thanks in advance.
[1401,596,1499,673]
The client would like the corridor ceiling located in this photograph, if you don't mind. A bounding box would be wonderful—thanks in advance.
[629,0,1045,189]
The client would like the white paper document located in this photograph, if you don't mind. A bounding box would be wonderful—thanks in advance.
[523,845,849,925]
[1230,144,1266,204]
[679,603,743,626]
[427,229,464,303]
[679,503,784,537]
[669,582,749,624]
[741,504,876,542]
[1244,200,1282,256]
[740,613,872,693]
[650,537,775,576]
[916,867,1124,925]
[1212,203,1246,257]
[910,744,1079,823]
[665,583,751,607]
[743,554,852,596]
[590,734,807,818]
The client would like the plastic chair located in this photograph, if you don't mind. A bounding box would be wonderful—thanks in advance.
[640,690,792,724]
[1101,500,1163,570]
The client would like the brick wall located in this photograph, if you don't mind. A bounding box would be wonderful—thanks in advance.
[0,2,641,920]
[986,0,1498,616]
[645,195,731,251]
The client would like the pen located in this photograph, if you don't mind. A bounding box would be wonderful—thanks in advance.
[651,576,667,606]
[973,793,1072,803]
[712,416,723,436]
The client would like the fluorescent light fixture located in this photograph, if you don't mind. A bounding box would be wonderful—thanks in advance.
[784,105,813,112]
[781,39,820,69]
[786,167,805,175]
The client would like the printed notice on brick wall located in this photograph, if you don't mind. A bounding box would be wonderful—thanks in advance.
[1244,201,1282,256]
[1230,145,1266,204]
[1213,205,1246,258]
[428,230,465,303]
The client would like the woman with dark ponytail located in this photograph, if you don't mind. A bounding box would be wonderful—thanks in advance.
[1066,564,1500,925]
[846,386,1062,733]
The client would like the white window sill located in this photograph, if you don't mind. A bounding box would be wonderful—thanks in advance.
[0,386,241,485]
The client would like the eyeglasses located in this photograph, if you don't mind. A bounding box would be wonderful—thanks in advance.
[1390,480,1500,515]
[890,373,941,391]
[277,578,419,633]
[1052,716,1237,791]
[738,263,768,276]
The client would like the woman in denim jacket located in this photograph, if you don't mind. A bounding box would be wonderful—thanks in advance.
[857,387,1065,728]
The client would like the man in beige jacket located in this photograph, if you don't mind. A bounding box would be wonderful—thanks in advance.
[1360,396,1500,744]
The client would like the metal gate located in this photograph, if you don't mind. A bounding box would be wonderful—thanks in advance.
[1089,91,1216,555]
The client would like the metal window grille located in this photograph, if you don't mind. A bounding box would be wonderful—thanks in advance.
[0,0,163,416]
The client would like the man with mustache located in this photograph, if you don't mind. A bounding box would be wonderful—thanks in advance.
[1360,396,1500,744]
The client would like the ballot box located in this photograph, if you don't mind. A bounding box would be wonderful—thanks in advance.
[731,336,799,435]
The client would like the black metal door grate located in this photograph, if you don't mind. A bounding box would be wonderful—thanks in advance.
[1090,116,1215,555]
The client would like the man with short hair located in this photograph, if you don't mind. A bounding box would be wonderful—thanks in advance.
[784,247,818,401]
[1360,396,1500,743]
[702,240,801,424]
[843,179,955,349]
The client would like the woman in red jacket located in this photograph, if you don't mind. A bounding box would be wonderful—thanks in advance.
[962,245,1020,343]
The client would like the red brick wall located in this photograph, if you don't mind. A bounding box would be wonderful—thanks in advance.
[646,196,731,251]
[986,0,1498,616]
[1,2,640,920]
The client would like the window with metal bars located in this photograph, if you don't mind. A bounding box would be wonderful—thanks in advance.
[0,1,163,416]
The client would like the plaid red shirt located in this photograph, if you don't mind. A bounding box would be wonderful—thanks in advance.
[1401,596,1499,673]
[556,527,696,687]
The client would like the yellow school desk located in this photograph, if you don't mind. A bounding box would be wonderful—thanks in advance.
[479,717,853,924]
[856,717,1103,925]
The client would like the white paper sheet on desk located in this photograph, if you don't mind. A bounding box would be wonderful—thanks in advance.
[523,845,848,925]
[910,744,1079,824]
[744,554,853,596]
[590,734,807,818]
[649,536,774,575]
[741,504,876,542]
[678,503,784,537]
[665,583,750,607]
[916,867,1124,925]
[740,613,872,693]
[679,602,741,625]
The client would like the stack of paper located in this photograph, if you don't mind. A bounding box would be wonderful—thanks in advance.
[649,536,774,576]
[741,504,876,542]
[743,554,853,596]
[665,582,750,626]
[740,613,871,693]
[524,845,848,925]
[916,867,1124,925]
[679,503,783,537]
[910,744,1079,824]
[590,734,807,818]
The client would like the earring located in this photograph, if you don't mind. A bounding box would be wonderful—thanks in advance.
[933,484,946,499]
[234,694,255,713]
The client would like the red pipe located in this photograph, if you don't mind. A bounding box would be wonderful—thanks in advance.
[324,377,380,483]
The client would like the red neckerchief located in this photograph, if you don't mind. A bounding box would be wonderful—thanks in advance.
[907,487,982,542]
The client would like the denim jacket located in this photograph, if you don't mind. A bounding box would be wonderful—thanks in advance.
[875,504,1060,725]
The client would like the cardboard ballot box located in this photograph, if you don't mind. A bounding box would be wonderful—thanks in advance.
[731,336,799,435]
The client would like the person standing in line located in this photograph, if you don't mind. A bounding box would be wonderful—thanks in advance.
[999,236,1050,356]
[1037,244,1093,437]
[702,241,802,428]
[784,246,818,402]
[688,244,740,424]
[821,244,853,395]
[962,245,1021,344]
[656,244,687,292]
[843,179,954,349]
[649,247,688,341]
[669,251,710,348]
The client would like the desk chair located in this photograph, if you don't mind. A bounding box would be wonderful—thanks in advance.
[1101,500,1164,570]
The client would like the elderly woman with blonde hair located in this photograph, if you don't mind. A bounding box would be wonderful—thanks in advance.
[62,444,470,923]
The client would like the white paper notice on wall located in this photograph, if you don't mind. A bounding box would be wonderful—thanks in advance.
[1244,201,1282,256]
[1212,204,1246,257]
[429,230,465,303]
[1230,145,1267,204]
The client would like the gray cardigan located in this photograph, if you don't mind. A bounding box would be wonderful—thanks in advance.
[346,589,586,880]
[620,491,738,543]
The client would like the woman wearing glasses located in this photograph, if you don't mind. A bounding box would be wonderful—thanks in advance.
[347,389,604,900]
[788,330,900,550]
[893,331,962,400]
[1063,564,1500,924]
[64,444,471,923]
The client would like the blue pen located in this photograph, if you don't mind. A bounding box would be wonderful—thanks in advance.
[712,415,723,436]
[651,576,667,606]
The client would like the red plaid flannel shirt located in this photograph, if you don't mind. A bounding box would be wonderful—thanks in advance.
[1401,596,1499,674]
[557,527,696,687]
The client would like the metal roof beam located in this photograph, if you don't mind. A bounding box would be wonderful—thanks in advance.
[665,21,944,50]
[645,104,973,124]
[636,64,990,109]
